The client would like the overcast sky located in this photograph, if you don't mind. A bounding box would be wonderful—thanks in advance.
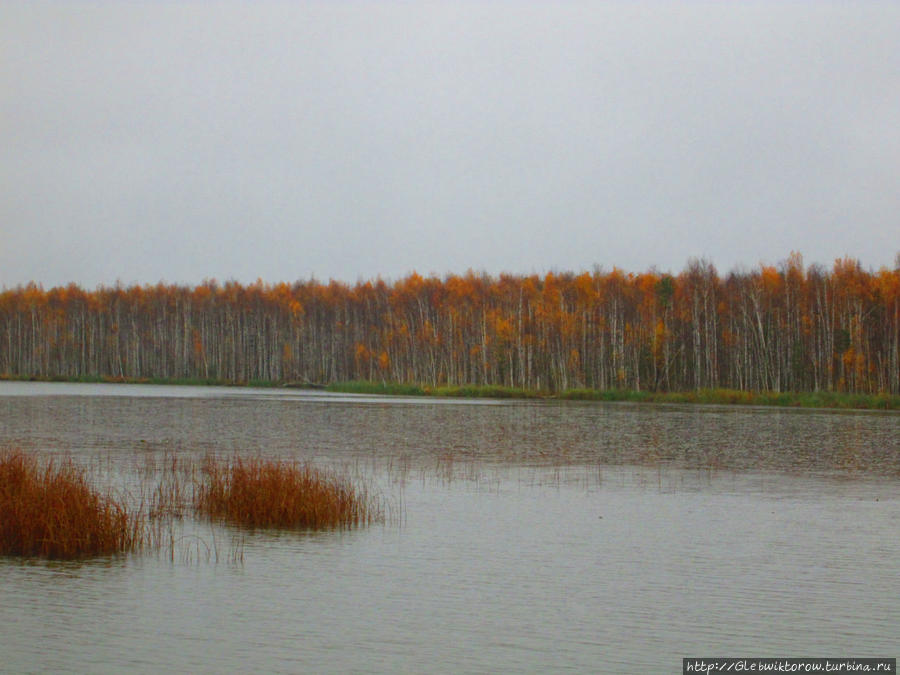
[2,1,898,289]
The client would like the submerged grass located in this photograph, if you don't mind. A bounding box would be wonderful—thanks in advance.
[326,381,542,398]
[428,384,543,399]
[194,456,381,530]
[0,452,143,559]
[558,387,900,410]
[329,380,899,409]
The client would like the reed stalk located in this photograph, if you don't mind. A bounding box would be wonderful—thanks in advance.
[0,452,144,559]
[194,455,380,530]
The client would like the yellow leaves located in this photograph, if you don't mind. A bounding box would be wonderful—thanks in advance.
[875,268,900,304]
[635,272,660,299]
[759,265,782,294]
[521,276,540,300]
[22,282,45,308]
[654,318,668,352]
[833,256,861,278]
[491,313,515,344]
[573,272,595,305]
[2,254,897,394]
[354,343,370,361]
[192,329,204,358]
[446,274,480,305]
[496,318,515,343]
[784,251,805,283]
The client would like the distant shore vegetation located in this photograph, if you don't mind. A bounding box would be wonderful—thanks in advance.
[2,253,899,399]
[2,374,897,410]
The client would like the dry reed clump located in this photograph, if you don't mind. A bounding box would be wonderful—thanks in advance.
[0,452,143,559]
[194,456,379,530]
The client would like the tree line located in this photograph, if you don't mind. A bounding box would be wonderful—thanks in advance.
[1,253,898,394]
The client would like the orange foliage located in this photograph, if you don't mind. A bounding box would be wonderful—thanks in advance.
[1,253,897,394]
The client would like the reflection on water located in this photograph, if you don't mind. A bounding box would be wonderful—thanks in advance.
[1,381,897,476]
[0,381,898,673]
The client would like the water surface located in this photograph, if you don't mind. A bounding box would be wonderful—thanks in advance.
[1,382,897,673]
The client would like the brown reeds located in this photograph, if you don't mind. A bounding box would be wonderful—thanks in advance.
[0,452,143,559]
[194,456,380,530]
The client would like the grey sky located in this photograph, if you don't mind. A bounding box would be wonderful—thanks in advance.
[2,1,898,289]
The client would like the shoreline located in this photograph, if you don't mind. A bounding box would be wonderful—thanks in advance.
[1,374,898,411]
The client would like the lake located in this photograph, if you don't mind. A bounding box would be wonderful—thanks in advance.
[1,381,897,673]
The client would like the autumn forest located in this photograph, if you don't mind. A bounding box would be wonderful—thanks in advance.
[2,254,899,395]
